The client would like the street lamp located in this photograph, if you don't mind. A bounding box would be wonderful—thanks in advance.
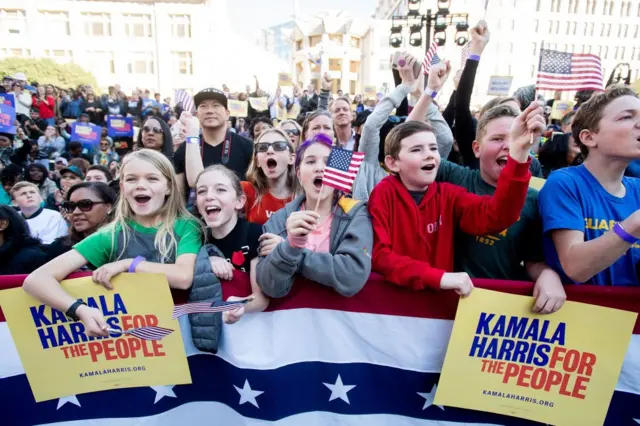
[388,0,468,60]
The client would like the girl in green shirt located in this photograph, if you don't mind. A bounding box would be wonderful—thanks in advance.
[24,149,202,337]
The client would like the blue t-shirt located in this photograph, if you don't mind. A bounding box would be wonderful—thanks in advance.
[539,165,640,286]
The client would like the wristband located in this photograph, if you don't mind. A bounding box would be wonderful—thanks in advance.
[469,54,481,61]
[128,256,146,273]
[426,90,438,99]
[65,300,87,322]
[613,222,638,244]
[186,137,200,145]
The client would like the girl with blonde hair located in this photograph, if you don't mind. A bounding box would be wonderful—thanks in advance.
[24,149,202,337]
[242,128,297,225]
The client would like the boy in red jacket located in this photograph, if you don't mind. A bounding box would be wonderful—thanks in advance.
[368,102,545,296]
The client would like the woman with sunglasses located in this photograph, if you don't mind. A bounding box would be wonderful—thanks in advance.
[242,128,297,227]
[278,119,302,148]
[45,182,116,264]
[135,116,174,160]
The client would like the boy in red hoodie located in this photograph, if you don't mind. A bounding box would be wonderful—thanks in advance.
[368,102,545,296]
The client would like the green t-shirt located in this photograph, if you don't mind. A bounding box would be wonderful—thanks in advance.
[437,160,543,281]
[74,217,202,268]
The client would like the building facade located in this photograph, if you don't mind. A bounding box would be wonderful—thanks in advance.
[0,0,289,95]
[372,0,640,106]
[291,11,369,95]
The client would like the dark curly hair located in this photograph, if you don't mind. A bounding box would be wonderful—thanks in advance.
[249,116,273,140]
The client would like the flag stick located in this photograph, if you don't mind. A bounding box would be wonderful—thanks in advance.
[313,185,324,213]
[483,0,489,20]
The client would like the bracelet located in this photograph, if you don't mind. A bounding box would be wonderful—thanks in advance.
[426,90,438,99]
[469,54,481,61]
[613,222,637,244]
[128,256,146,273]
[186,137,200,145]
[65,300,86,322]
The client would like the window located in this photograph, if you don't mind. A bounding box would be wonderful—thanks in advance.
[623,24,628,37]
[603,0,608,13]
[329,58,342,71]
[350,36,360,48]
[169,14,191,38]
[551,0,556,11]
[328,34,343,44]
[82,12,111,37]
[606,23,611,36]
[555,21,561,33]
[626,0,631,15]
[557,0,563,11]
[171,51,193,75]
[295,39,303,50]
[635,25,639,38]
[44,49,73,63]
[0,9,26,35]
[609,0,614,14]
[38,11,70,36]
[534,19,539,32]
[350,80,356,95]
[620,46,625,59]
[531,65,536,78]
[603,45,609,58]
[582,22,587,35]
[536,0,541,11]
[592,0,598,13]
[589,22,595,35]
[573,0,580,12]
[585,45,591,53]
[124,14,152,37]
[566,21,571,34]
[349,60,360,73]
[0,47,31,57]
[532,41,537,55]
[127,52,154,74]
[309,35,322,47]
[86,51,115,74]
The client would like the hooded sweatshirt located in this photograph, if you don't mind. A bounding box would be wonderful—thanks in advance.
[368,157,531,290]
[352,83,453,202]
[256,194,373,298]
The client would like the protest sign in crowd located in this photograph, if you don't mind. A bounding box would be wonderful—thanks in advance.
[0,19,639,425]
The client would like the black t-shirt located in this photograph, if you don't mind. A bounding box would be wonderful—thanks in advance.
[207,218,263,273]
[174,131,254,185]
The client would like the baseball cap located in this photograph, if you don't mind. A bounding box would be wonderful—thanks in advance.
[60,165,85,180]
[194,88,228,109]
[54,157,69,166]
[12,72,26,81]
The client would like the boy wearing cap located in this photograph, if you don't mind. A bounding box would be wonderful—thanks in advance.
[174,88,253,195]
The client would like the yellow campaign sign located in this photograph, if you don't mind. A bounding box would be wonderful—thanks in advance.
[631,78,640,94]
[363,85,376,98]
[278,72,293,87]
[228,100,248,117]
[550,100,576,120]
[434,289,636,426]
[529,176,545,191]
[248,97,268,111]
[275,105,286,121]
[287,102,301,119]
[0,273,191,402]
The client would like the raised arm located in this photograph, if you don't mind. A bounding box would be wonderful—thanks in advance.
[181,112,204,188]
[456,21,490,168]
[317,73,332,111]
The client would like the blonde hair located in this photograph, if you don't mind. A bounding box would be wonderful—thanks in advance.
[109,149,196,263]
[278,119,303,147]
[11,181,39,196]
[245,128,297,210]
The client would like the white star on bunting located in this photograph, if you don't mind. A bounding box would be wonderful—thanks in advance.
[417,384,445,411]
[323,374,356,404]
[633,419,640,424]
[56,395,81,410]
[234,379,264,408]
[150,385,177,404]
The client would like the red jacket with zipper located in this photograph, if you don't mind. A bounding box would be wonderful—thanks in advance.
[368,157,531,290]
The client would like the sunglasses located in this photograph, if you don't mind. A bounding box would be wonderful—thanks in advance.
[142,126,163,134]
[255,141,290,153]
[283,128,300,136]
[62,199,105,213]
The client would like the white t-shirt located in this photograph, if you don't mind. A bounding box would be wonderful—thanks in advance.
[24,208,68,244]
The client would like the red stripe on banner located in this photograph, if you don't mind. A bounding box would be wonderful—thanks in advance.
[2,272,640,332]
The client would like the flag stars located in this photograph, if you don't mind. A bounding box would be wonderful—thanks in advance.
[234,379,264,408]
[150,385,177,404]
[56,395,81,410]
[417,384,445,411]
[323,374,356,404]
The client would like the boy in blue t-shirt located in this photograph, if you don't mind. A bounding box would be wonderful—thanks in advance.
[539,86,640,286]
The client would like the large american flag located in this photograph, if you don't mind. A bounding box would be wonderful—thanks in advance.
[1,272,640,425]
[174,89,195,113]
[535,49,603,92]
[422,40,440,74]
[321,148,364,193]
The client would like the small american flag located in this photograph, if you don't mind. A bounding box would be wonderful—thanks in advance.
[422,41,439,75]
[321,148,365,193]
[174,89,195,113]
[107,326,175,341]
[535,49,603,92]
[171,299,250,319]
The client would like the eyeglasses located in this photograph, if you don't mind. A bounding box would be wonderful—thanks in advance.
[255,141,290,153]
[62,199,105,213]
[283,128,300,136]
[142,126,163,134]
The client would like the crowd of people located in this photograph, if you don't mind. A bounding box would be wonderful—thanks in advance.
[0,20,638,336]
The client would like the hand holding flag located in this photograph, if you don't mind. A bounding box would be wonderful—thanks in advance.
[107,326,174,341]
[427,60,452,93]
[398,52,418,87]
[509,101,546,162]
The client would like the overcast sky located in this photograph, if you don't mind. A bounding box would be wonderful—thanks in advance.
[227,0,376,36]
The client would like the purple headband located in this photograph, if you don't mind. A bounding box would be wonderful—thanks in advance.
[295,133,333,168]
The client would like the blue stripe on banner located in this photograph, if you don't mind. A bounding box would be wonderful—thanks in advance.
[2,354,639,425]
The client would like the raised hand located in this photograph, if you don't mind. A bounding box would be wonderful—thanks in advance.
[509,101,546,163]
[469,20,490,56]
[321,73,333,91]
[397,52,418,87]
[427,61,452,93]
